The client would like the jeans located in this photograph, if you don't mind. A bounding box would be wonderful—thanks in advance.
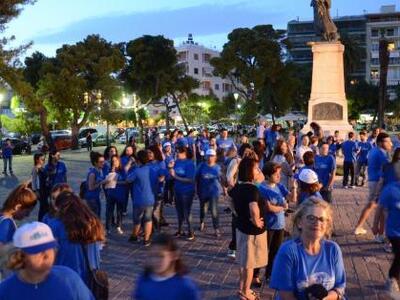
[86,197,101,218]
[163,179,175,205]
[3,157,12,173]
[105,192,123,230]
[175,192,194,233]
[199,196,219,229]
[320,187,332,203]
[343,161,355,187]
[355,162,367,185]
[389,237,400,281]
[254,229,284,279]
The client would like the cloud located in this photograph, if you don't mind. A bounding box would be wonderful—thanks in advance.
[31,2,284,45]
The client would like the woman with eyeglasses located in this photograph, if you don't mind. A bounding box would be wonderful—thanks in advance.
[270,197,346,299]
[32,153,48,221]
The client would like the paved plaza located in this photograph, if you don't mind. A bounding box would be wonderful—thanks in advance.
[0,148,395,299]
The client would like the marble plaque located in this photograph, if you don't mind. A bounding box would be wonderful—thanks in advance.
[312,102,343,120]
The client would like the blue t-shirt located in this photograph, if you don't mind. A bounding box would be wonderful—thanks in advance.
[368,147,390,182]
[42,213,56,225]
[314,155,336,188]
[341,140,358,162]
[265,130,280,150]
[298,191,323,204]
[173,159,195,195]
[356,141,372,164]
[134,274,201,300]
[197,137,210,154]
[48,218,100,282]
[1,145,12,158]
[176,137,189,148]
[216,138,235,153]
[328,144,337,157]
[45,161,67,187]
[84,167,104,200]
[127,165,155,207]
[120,155,135,175]
[196,163,222,199]
[187,136,194,149]
[0,265,94,300]
[102,160,111,177]
[0,215,16,244]
[258,183,288,230]
[148,161,167,195]
[105,169,128,201]
[379,182,400,238]
[367,136,376,147]
[270,239,346,299]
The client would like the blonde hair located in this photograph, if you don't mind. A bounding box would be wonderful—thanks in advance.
[292,197,333,238]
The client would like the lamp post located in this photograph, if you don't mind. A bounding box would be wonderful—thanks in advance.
[233,92,240,126]
[96,90,111,147]
[0,93,4,137]
[122,94,129,145]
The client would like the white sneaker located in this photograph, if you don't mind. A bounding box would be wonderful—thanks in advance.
[375,235,386,244]
[354,227,367,235]
[227,250,236,259]
[386,278,400,297]
[116,227,124,235]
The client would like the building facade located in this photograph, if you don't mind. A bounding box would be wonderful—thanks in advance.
[176,34,235,100]
[287,5,400,88]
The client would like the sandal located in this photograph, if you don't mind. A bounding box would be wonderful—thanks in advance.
[251,277,262,288]
[238,290,259,300]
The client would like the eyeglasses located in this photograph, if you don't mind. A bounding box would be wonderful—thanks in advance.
[305,215,328,224]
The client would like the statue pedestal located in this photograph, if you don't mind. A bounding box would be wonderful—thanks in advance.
[301,42,353,139]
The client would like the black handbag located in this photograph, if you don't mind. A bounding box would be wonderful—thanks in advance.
[81,244,109,300]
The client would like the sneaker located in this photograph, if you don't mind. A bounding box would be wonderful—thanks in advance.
[174,231,182,238]
[384,243,393,253]
[374,235,386,244]
[227,249,236,259]
[187,232,195,241]
[350,185,356,189]
[343,185,349,189]
[386,278,400,294]
[128,235,138,242]
[354,227,367,235]
[116,227,124,235]
[143,240,151,247]
[199,222,205,232]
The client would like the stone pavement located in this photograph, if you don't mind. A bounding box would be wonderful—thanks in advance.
[0,149,394,299]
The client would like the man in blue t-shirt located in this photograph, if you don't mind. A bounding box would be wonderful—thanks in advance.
[1,139,13,175]
[355,132,392,238]
[216,128,236,155]
[341,132,358,188]
[315,143,336,203]
[355,130,372,187]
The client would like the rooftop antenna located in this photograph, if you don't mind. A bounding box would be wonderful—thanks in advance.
[336,9,339,18]
[297,16,299,21]
[363,9,367,14]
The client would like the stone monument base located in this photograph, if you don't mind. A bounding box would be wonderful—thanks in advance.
[301,41,353,139]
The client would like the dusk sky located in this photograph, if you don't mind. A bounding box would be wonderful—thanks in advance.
[5,0,396,57]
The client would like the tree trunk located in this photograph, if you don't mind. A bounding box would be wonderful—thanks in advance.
[39,108,54,151]
[71,124,80,150]
[172,94,189,132]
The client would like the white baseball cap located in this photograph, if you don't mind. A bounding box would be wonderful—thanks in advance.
[13,222,57,254]
[206,149,216,156]
[298,169,319,184]
[163,142,171,148]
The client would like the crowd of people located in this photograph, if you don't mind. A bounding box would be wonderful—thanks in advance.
[0,120,400,299]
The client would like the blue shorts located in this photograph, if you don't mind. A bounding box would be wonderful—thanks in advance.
[132,206,153,225]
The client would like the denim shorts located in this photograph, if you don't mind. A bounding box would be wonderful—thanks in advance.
[132,206,153,225]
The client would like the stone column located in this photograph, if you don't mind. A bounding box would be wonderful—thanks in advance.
[302,42,353,138]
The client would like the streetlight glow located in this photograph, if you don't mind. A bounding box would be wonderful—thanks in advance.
[233,92,239,101]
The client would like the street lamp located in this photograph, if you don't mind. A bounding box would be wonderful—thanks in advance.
[122,94,130,145]
[0,93,5,136]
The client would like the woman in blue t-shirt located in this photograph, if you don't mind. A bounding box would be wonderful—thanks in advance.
[120,146,136,214]
[196,149,222,237]
[270,197,346,299]
[104,155,127,234]
[169,146,196,240]
[133,233,201,300]
[48,191,103,284]
[84,152,108,217]
[45,151,67,188]
[42,183,72,225]
[0,221,94,300]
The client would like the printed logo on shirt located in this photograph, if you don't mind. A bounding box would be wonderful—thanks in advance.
[202,173,217,179]
[175,168,185,176]
[297,272,335,291]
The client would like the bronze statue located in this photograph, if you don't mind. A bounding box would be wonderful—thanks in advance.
[311,0,339,41]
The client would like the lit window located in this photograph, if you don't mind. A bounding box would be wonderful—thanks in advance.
[388,42,395,52]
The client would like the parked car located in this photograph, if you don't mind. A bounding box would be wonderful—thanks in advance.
[0,138,31,156]
[118,129,140,144]
[30,133,41,144]
[79,133,114,147]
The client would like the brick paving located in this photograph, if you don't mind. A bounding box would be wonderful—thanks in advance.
[0,149,395,299]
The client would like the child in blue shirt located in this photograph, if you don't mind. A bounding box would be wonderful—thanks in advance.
[127,150,156,246]
[253,162,290,284]
[341,132,358,188]
[355,130,372,186]
[314,143,336,203]
[195,149,222,237]
[1,139,13,175]
[133,233,201,300]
